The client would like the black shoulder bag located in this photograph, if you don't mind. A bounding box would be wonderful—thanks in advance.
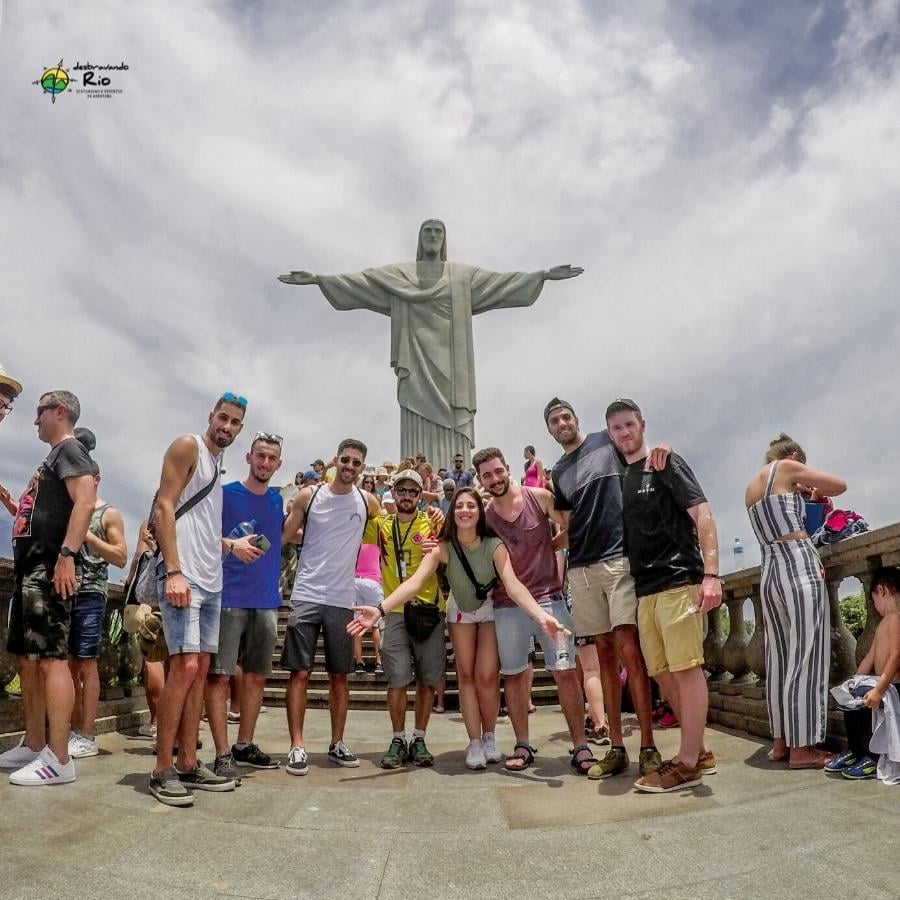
[395,513,442,641]
[450,537,498,612]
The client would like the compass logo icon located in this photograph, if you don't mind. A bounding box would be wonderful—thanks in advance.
[33,59,70,104]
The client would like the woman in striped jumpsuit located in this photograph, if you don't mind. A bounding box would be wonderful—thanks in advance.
[745,434,847,769]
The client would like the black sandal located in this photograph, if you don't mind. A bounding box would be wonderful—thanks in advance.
[570,743,598,775]
[504,742,536,771]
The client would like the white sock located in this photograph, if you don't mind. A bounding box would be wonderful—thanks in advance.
[393,731,406,741]
[482,732,494,742]
[412,729,425,739]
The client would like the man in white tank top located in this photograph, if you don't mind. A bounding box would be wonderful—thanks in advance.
[279,438,382,775]
[149,394,246,807]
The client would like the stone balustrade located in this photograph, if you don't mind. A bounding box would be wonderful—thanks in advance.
[705,522,900,740]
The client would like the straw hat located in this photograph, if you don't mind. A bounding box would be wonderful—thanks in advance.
[0,364,22,398]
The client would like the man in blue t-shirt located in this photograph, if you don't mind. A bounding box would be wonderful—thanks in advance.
[206,433,286,777]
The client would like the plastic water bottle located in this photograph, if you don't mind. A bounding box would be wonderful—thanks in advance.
[228,519,257,540]
[555,632,571,670]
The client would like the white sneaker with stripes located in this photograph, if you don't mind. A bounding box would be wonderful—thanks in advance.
[9,746,76,785]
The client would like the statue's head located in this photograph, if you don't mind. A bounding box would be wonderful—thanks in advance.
[416,219,447,261]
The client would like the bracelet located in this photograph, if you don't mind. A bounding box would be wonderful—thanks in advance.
[703,573,722,580]
[227,540,235,555]
[165,570,183,579]
[377,602,386,619]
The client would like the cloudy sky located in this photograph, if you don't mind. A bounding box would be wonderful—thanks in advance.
[1,0,899,579]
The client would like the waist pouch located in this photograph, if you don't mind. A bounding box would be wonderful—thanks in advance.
[403,600,442,641]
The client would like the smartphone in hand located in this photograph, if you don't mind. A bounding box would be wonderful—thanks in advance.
[250,534,271,553]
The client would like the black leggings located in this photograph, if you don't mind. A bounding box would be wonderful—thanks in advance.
[843,707,873,758]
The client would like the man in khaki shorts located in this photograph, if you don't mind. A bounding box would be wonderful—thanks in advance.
[607,399,722,793]
[546,397,664,780]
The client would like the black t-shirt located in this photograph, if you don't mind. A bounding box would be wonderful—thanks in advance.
[621,452,707,598]
[552,431,625,567]
[13,437,94,574]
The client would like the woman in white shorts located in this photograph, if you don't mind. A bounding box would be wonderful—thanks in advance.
[350,487,567,770]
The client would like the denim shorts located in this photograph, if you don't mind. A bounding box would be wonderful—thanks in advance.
[157,570,222,655]
[69,591,107,659]
[494,594,575,675]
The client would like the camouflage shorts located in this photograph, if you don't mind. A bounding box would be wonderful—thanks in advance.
[7,564,73,660]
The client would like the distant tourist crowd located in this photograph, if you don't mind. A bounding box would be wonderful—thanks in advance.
[0,361,897,805]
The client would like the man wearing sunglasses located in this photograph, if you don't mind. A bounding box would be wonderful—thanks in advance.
[281,439,382,774]
[148,393,245,806]
[206,432,286,780]
[1,390,96,786]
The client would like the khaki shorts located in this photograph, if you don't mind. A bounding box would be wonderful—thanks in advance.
[637,583,705,677]
[568,557,637,637]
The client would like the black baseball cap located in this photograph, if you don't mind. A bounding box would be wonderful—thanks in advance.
[605,398,642,419]
[544,397,575,423]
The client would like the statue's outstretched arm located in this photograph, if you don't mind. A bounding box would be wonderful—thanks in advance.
[277,271,320,285]
[542,264,584,281]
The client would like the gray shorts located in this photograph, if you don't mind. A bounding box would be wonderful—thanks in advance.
[280,601,354,674]
[210,607,278,677]
[380,612,446,688]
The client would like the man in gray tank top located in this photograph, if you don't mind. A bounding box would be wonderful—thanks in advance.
[68,450,127,760]
[280,438,382,776]
[149,394,246,807]
[475,447,594,774]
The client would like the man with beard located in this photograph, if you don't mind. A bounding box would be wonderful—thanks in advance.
[545,398,664,782]
[280,439,382,775]
[368,469,444,769]
[473,448,592,772]
[606,399,721,792]
[206,432,286,779]
[148,394,245,806]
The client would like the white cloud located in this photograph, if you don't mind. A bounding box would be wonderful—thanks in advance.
[1,0,898,578]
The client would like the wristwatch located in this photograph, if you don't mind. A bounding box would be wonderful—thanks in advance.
[59,547,77,559]
[377,602,386,619]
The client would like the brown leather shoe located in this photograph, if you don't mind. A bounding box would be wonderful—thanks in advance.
[634,758,703,793]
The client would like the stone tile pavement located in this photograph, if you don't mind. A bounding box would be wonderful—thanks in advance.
[1,707,897,899]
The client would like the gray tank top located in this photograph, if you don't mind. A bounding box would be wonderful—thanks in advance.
[445,536,502,612]
[79,504,111,598]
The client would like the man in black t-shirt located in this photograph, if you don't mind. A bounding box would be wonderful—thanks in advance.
[546,397,666,781]
[0,390,97,787]
[607,399,722,794]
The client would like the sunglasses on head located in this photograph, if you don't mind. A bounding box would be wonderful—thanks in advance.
[221,392,248,408]
[253,431,283,446]
[339,455,364,468]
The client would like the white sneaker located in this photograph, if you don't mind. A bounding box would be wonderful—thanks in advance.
[465,739,487,770]
[482,733,503,763]
[9,746,76,785]
[69,734,98,759]
[137,723,157,740]
[0,737,41,769]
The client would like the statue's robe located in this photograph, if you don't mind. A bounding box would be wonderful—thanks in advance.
[318,262,544,465]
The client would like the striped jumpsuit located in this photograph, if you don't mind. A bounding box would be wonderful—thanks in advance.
[747,462,829,746]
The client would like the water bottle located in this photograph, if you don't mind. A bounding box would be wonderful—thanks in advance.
[228,519,257,540]
[555,631,571,670]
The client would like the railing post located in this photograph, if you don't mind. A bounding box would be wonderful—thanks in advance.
[704,604,726,681]
[827,578,856,685]
[721,592,751,684]
[745,587,766,684]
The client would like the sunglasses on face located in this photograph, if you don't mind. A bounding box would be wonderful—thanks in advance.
[254,431,283,446]
[36,402,62,417]
[0,399,14,413]
[221,392,248,408]
[394,486,421,497]
[339,456,364,468]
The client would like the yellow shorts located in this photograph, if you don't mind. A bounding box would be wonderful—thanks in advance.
[568,556,637,637]
[637,583,705,677]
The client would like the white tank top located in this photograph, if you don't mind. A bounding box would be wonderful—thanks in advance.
[290,484,368,608]
[175,434,223,592]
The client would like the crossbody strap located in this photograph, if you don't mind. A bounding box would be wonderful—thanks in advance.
[145,463,220,557]
[450,537,497,592]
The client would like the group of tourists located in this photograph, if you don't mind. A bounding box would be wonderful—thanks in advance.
[0,361,897,806]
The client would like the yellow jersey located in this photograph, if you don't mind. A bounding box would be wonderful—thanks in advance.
[369,512,441,612]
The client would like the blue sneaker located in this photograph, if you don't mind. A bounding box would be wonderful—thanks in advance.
[842,756,876,780]
[824,750,858,773]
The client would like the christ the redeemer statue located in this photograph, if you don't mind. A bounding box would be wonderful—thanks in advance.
[278,219,582,465]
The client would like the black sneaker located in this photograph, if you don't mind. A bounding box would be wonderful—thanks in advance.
[177,762,236,792]
[328,740,360,768]
[213,752,242,785]
[149,766,193,807]
[354,660,367,675]
[232,743,279,769]
[373,662,384,676]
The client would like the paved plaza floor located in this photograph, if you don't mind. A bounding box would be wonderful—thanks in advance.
[1,706,897,899]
